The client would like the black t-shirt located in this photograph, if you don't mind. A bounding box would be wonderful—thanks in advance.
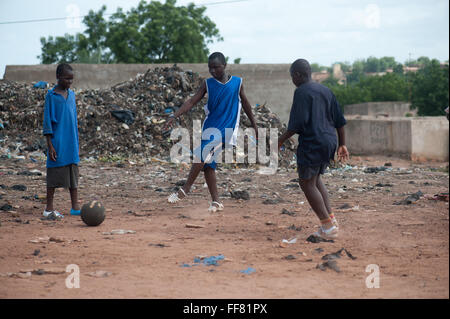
[287,81,346,167]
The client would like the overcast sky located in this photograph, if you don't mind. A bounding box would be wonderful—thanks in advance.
[0,0,448,78]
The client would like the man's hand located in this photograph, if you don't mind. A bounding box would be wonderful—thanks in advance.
[48,145,57,161]
[337,145,349,162]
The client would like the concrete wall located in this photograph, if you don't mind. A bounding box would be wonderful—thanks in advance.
[344,102,415,117]
[4,63,296,124]
[411,117,449,161]
[346,116,449,161]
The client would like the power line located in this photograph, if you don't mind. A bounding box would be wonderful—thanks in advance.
[0,14,114,25]
[200,0,250,5]
[0,0,250,25]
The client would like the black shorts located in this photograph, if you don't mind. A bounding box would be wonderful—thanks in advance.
[46,164,79,189]
[297,163,328,180]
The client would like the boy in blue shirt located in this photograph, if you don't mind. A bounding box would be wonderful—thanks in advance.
[42,63,81,219]
[278,59,349,240]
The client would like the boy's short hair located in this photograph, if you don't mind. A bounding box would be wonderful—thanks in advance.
[208,52,226,65]
[56,63,73,78]
[290,59,311,78]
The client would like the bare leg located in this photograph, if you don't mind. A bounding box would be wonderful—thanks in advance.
[180,162,205,197]
[299,175,330,221]
[46,187,55,211]
[316,175,332,216]
[204,166,219,202]
[69,188,80,210]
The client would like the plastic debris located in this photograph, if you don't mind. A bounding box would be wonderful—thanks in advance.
[230,190,250,200]
[317,260,340,273]
[240,267,256,274]
[281,208,296,216]
[110,109,135,125]
[306,235,334,243]
[33,81,48,89]
[102,229,136,235]
[394,190,423,205]
[182,254,225,267]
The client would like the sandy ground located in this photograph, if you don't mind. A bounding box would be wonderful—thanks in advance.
[0,155,448,299]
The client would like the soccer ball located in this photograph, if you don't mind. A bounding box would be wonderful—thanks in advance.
[81,200,105,226]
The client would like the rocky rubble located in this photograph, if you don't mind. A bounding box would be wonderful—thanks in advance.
[0,65,296,167]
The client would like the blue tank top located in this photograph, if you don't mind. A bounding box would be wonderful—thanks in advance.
[203,76,242,146]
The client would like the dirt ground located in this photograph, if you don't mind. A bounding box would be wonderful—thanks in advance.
[0,155,448,299]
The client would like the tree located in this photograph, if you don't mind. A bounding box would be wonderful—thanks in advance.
[233,58,241,64]
[393,63,404,74]
[38,34,79,64]
[310,63,322,72]
[379,56,396,70]
[38,0,222,64]
[411,59,449,116]
[364,56,380,73]
[346,59,365,83]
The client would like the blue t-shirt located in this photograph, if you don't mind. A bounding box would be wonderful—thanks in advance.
[287,81,346,167]
[43,87,80,168]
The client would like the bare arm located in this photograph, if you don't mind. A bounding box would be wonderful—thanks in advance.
[239,84,258,137]
[175,80,206,117]
[45,134,57,161]
[278,130,296,150]
[165,80,207,128]
[336,126,349,161]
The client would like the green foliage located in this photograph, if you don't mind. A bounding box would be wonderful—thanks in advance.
[321,76,340,87]
[233,58,241,64]
[326,57,449,116]
[363,56,396,73]
[393,63,404,74]
[310,63,328,72]
[327,73,409,107]
[410,60,449,116]
[38,0,222,64]
[405,56,431,67]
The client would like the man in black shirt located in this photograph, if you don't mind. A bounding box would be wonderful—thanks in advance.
[278,59,349,240]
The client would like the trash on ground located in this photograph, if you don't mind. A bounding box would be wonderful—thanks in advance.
[394,190,423,205]
[424,193,449,202]
[102,229,136,235]
[281,208,296,216]
[185,224,205,229]
[364,166,388,174]
[306,235,335,243]
[322,248,357,261]
[240,267,256,274]
[230,190,250,200]
[86,270,113,278]
[317,260,341,273]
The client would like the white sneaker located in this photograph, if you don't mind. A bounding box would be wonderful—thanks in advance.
[208,201,224,212]
[312,225,338,240]
[331,217,339,229]
[168,188,187,203]
[43,210,64,219]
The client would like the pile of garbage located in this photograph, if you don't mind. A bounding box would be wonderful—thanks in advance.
[0,65,296,167]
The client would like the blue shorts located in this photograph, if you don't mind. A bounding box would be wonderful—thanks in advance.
[193,139,224,170]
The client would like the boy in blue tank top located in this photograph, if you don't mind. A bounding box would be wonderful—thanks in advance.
[166,52,258,212]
